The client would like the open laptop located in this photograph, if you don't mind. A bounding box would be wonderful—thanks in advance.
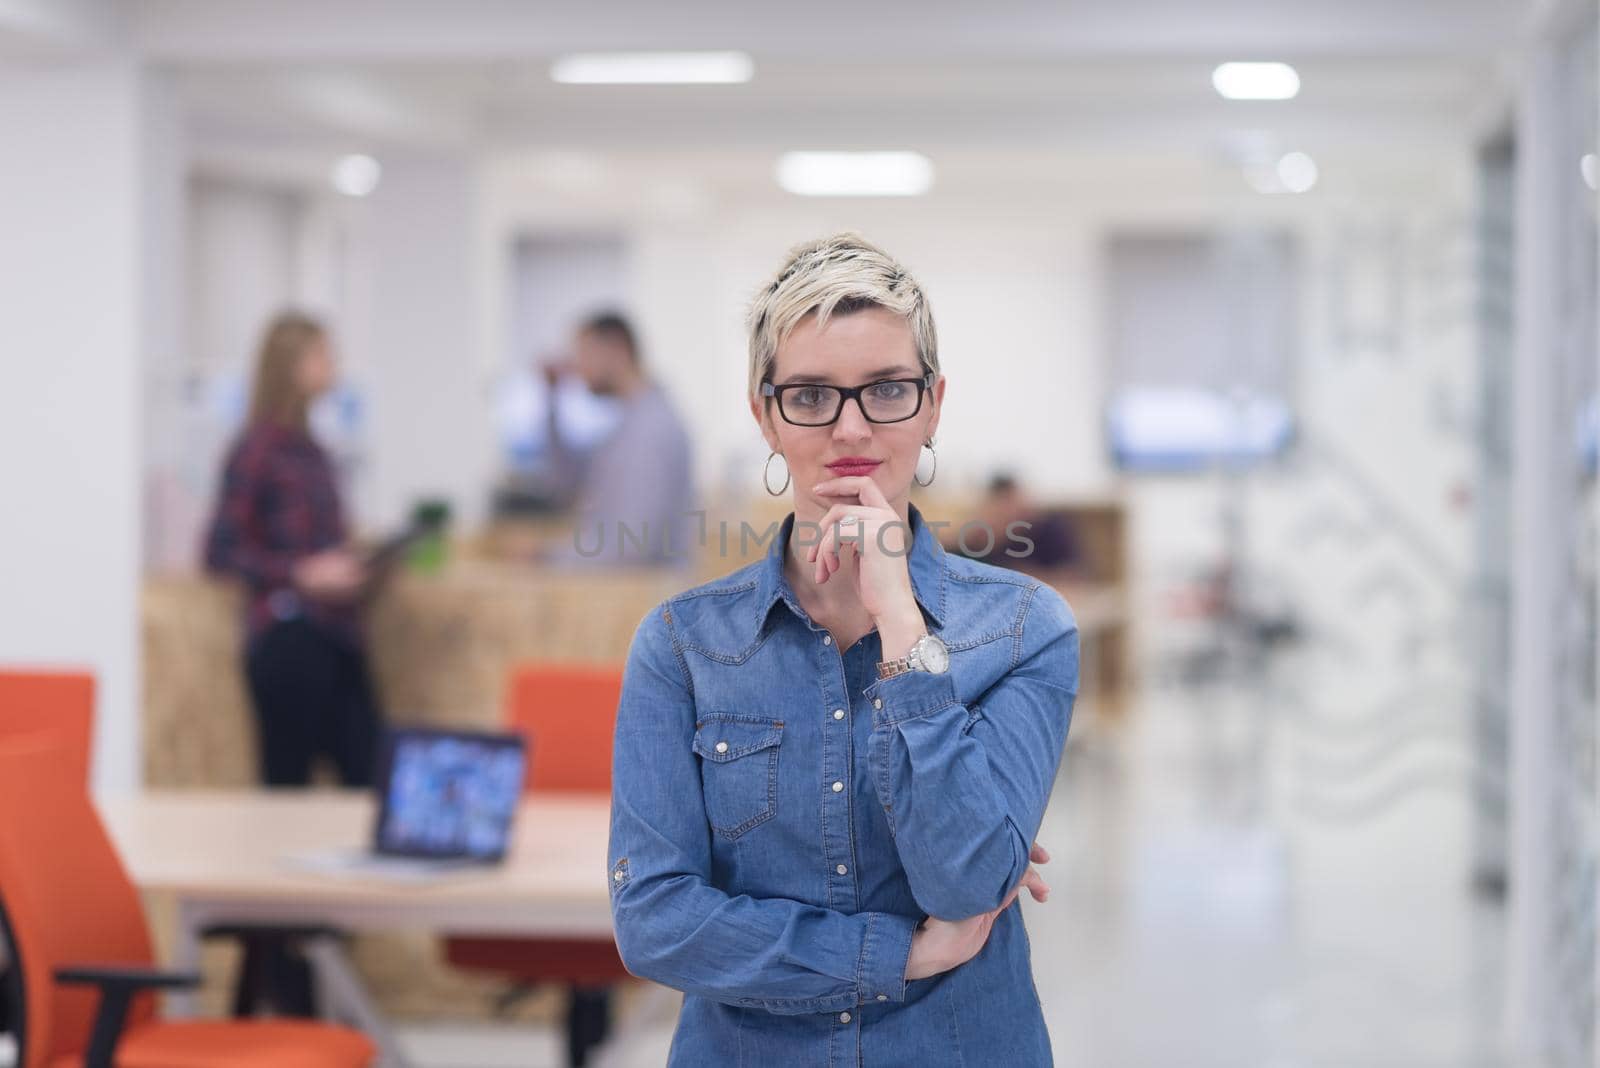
[286,727,528,881]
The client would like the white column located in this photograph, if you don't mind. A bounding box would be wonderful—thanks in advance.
[357,155,495,532]
[0,57,178,795]
[1587,12,1600,1061]
[1505,9,1580,1062]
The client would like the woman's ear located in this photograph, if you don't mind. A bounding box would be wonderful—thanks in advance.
[925,373,946,443]
[750,392,781,453]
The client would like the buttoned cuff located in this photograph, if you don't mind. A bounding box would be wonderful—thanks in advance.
[857,911,919,1005]
[864,669,959,728]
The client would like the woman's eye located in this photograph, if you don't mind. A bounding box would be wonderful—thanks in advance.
[792,387,828,408]
[867,381,908,400]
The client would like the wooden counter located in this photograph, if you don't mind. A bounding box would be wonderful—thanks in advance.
[145,497,1131,786]
[142,563,681,788]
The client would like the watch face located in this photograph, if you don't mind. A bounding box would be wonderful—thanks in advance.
[917,635,950,674]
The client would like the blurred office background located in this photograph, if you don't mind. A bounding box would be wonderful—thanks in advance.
[1,0,1597,1065]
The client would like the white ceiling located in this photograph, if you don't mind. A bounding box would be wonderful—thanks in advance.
[173,53,1513,164]
[131,0,1532,62]
[2,0,1535,181]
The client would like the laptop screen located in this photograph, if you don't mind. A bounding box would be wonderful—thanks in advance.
[372,728,528,862]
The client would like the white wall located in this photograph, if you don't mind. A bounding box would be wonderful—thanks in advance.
[148,177,367,571]
[479,152,1479,719]
[0,0,120,56]
[186,180,299,377]
[0,58,159,794]
[156,158,499,556]
[484,155,1474,527]
[484,179,1119,506]
[162,149,1475,586]
[146,178,300,572]
[361,155,496,531]
[160,146,1480,673]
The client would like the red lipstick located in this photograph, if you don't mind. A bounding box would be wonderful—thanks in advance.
[825,457,881,477]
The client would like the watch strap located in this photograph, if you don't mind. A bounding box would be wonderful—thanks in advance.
[876,655,914,680]
[876,634,928,680]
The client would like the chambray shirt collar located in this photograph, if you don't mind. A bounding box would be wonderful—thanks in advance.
[753,500,947,639]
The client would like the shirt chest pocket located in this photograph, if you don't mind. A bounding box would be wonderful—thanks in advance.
[692,713,784,841]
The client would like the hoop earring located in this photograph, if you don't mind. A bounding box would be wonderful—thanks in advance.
[763,451,791,496]
[915,439,937,487]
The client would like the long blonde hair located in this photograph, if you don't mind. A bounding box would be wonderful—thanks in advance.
[246,311,326,431]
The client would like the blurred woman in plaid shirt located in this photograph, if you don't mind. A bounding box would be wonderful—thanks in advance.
[203,312,382,791]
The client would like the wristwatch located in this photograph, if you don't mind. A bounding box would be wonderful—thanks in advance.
[877,633,950,680]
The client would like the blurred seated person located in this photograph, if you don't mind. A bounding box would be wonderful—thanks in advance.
[537,311,698,569]
[944,472,1086,577]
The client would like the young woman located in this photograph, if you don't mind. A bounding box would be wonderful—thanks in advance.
[607,234,1081,1065]
[204,311,381,790]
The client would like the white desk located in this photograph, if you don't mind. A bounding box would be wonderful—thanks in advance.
[100,791,618,1068]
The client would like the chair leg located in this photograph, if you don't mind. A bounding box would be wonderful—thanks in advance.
[232,935,317,1018]
[232,938,266,1017]
[272,945,316,1017]
[566,985,612,1068]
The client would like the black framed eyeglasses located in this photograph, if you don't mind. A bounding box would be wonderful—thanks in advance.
[761,372,935,427]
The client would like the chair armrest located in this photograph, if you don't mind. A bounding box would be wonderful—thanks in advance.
[200,922,343,943]
[55,965,201,1068]
[55,965,201,990]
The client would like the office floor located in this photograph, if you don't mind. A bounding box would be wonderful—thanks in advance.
[1030,671,1506,1067]
[392,652,1508,1068]
[0,624,1500,1068]
[0,671,1506,1068]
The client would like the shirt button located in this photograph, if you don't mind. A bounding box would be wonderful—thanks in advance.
[822,634,832,645]
[873,698,883,710]
[836,864,848,875]
[876,994,888,1001]
[715,741,728,754]
[839,1011,851,1023]
[832,781,844,792]
[833,709,845,720]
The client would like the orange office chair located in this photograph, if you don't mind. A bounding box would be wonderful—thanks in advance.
[444,663,627,1068]
[0,735,376,1068]
[0,670,96,1044]
[0,671,95,786]
[0,670,336,1026]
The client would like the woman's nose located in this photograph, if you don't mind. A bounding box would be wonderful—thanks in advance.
[832,399,873,440]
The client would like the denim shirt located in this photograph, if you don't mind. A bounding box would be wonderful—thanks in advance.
[607,502,1080,1067]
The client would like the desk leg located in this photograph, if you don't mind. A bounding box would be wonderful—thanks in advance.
[302,938,415,1068]
[166,900,205,1019]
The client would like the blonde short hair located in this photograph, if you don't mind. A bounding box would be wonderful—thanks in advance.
[746,232,938,401]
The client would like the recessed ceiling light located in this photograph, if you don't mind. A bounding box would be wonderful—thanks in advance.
[1276,152,1318,193]
[1213,62,1301,101]
[331,154,381,197]
[776,151,934,197]
[550,51,753,85]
